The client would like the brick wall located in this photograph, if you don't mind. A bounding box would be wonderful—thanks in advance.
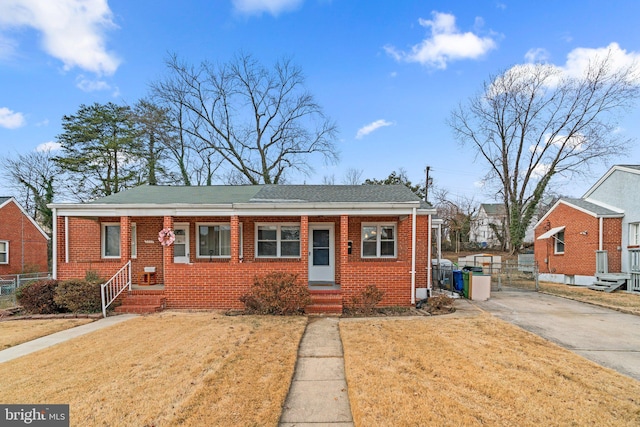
[57,212,431,308]
[534,203,622,276]
[0,200,48,275]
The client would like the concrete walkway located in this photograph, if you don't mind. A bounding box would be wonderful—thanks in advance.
[0,314,138,363]
[471,290,640,381]
[279,317,354,426]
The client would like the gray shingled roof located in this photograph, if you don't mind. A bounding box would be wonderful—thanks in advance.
[0,197,11,205]
[90,185,262,205]
[481,203,506,216]
[561,197,622,216]
[89,184,432,207]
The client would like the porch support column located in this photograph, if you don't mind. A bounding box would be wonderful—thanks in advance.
[230,215,240,264]
[163,216,174,270]
[120,216,131,263]
[52,209,58,279]
[340,215,349,267]
[300,216,309,282]
[427,214,432,294]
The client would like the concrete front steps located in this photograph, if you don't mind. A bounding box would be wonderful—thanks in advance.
[306,289,343,315]
[114,290,166,314]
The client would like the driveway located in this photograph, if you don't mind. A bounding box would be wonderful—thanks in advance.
[469,290,640,381]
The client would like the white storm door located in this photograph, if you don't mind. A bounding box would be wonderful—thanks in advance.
[308,224,335,283]
[173,223,190,264]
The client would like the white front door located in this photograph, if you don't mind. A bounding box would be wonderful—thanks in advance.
[308,224,335,283]
[173,223,190,264]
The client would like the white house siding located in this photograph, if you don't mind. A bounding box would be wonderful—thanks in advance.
[585,167,640,272]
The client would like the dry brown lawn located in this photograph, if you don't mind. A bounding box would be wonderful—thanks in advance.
[540,281,640,315]
[0,318,94,349]
[341,313,640,426]
[0,311,306,426]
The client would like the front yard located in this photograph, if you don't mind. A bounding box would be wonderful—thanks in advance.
[341,313,640,426]
[0,318,94,349]
[0,312,306,426]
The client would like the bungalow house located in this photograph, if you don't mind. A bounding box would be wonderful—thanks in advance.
[49,185,436,314]
[0,196,50,275]
[533,165,640,292]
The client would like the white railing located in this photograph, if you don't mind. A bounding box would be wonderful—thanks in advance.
[630,273,640,293]
[101,261,131,317]
[629,250,640,293]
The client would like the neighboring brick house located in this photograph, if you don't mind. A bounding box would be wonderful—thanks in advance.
[50,185,436,314]
[0,197,50,275]
[534,165,640,291]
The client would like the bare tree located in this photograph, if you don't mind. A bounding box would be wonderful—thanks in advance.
[150,53,339,185]
[449,50,639,253]
[432,188,477,252]
[2,149,57,232]
[342,167,363,185]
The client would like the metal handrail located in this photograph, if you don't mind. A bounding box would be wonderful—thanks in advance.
[100,261,131,317]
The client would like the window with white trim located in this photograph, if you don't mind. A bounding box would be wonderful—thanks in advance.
[0,241,8,264]
[102,223,121,258]
[256,224,300,258]
[554,230,565,254]
[362,223,397,258]
[131,223,137,258]
[197,223,232,258]
[630,223,640,246]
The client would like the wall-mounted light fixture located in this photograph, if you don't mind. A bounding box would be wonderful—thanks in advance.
[579,230,588,236]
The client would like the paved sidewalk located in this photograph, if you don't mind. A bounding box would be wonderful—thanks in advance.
[280,317,354,426]
[0,314,138,363]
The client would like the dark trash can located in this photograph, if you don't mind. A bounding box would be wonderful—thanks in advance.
[452,270,463,292]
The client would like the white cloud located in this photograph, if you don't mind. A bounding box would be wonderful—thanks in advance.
[0,107,25,128]
[384,11,497,69]
[525,48,550,63]
[560,42,640,81]
[355,119,394,139]
[232,0,303,16]
[76,75,111,92]
[0,0,120,75]
[36,141,61,152]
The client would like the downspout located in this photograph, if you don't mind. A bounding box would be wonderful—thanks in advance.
[427,214,432,295]
[599,217,603,251]
[52,209,57,280]
[411,207,417,305]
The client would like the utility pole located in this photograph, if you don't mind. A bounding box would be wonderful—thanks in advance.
[424,166,431,202]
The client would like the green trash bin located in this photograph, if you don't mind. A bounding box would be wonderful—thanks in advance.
[462,271,470,298]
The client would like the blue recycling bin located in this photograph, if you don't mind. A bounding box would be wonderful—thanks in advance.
[452,270,463,292]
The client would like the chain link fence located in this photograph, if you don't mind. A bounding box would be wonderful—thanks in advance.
[0,272,52,309]
[432,260,539,296]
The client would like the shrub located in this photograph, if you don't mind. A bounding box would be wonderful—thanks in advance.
[16,280,62,314]
[347,284,385,315]
[427,294,455,313]
[55,279,103,313]
[240,272,311,315]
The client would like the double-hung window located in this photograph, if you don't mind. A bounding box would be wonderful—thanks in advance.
[256,224,300,258]
[630,223,640,246]
[554,230,565,254]
[197,223,232,258]
[102,223,121,258]
[362,223,397,258]
[0,241,8,264]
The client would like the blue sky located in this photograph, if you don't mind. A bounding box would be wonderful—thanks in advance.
[1,0,639,202]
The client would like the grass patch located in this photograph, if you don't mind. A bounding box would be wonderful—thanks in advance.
[0,319,94,350]
[341,314,640,426]
[539,282,640,315]
[0,312,306,426]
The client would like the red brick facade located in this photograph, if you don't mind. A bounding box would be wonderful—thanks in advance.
[534,202,622,276]
[56,213,431,308]
[0,199,49,275]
